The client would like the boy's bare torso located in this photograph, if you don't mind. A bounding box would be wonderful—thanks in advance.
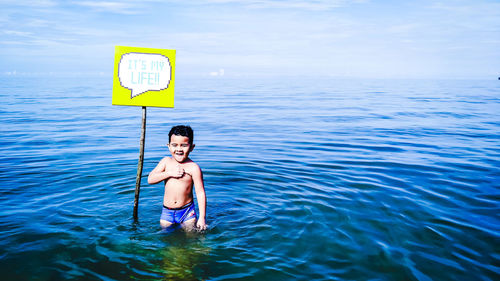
[162,157,197,208]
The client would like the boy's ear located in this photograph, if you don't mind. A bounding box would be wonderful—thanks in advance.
[189,144,195,151]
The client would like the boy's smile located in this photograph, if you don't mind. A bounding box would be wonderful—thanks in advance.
[168,134,194,163]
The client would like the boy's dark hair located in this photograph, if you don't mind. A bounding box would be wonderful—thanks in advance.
[169,125,194,144]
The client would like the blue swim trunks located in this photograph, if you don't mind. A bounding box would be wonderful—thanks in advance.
[160,201,197,224]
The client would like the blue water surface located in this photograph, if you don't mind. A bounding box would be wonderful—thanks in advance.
[0,75,499,280]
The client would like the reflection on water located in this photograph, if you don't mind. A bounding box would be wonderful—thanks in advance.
[158,233,211,281]
[0,76,499,280]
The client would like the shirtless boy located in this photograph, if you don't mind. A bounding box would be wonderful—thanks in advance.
[147,125,207,231]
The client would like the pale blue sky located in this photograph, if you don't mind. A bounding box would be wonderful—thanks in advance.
[1,0,499,78]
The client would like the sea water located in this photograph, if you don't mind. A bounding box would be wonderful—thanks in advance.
[0,76,499,280]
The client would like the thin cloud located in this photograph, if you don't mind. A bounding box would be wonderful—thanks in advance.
[245,0,354,10]
[0,0,57,7]
[24,19,52,28]
[178,0,365,10]
[72,1,141,14]
[3,30,33,36]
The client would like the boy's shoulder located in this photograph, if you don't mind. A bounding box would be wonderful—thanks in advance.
[181,158,201,172]
[184,160,202,176]
[186,159,200,168]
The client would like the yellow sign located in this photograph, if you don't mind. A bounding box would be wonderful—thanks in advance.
[112,46,175,108]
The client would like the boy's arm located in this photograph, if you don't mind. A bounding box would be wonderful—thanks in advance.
[147,157,184,184]
[192,164,207,230]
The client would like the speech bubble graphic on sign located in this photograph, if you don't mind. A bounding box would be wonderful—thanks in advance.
[119,53,171,98]
[113,46,175,108]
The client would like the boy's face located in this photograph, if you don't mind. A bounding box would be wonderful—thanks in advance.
[168,134,194,163]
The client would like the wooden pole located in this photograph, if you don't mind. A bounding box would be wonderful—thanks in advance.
[133,106,147,220]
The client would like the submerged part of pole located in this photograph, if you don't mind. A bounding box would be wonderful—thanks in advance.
[133,106,147,220]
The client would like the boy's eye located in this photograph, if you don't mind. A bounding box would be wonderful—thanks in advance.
[170,143,188,148]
